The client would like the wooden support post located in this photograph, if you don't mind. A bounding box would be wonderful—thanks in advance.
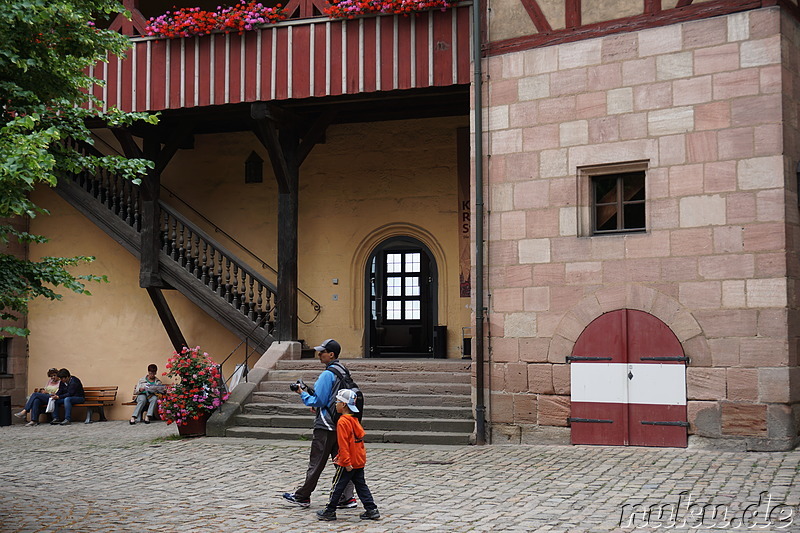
[146,287,188,351]
[276,129,299,341]
[139,137,164,288]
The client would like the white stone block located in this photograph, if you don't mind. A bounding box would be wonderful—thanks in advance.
[559,207,578,236]
[486,105,510,131]
[518,75,550,101]
[740,36,781,67]
[519,238,551,263]
[648,107,694,136]
[679,195,726,227]
[656,52,693,81]
[746,278,788,308]
[607,88,633,114]
[722,280,746,308]
[639,24,682,57]
[491,129,523,155]
[540,148,568,178]
[558,40,602,69]
[737,156,785,190]
[559,120,589,147]
[727,12,750,42]
[505,312,538,337]
[524,46,559,75]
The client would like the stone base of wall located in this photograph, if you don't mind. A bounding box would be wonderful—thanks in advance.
[490,423,570,445]
[690,434,800,452]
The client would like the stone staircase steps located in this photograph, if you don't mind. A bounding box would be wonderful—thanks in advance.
[251,391,471,407]
[224,358,474,445]
[225,426,473,445]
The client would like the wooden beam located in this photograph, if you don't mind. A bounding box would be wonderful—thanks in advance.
[146,287,188,352]
[253,120,292,193]
[111,128,142,159]
[566,0,582,28]
[518,0,552,32]
[139,137,164,288]
[644,0,662,14]
[487,0,762,56]
[298,110,337,165]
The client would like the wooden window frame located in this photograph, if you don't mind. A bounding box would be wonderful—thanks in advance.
[577,161,649,237]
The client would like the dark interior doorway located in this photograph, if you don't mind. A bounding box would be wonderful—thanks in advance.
[365,237,438,357]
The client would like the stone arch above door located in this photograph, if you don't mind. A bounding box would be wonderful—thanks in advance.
[547,285,709,364]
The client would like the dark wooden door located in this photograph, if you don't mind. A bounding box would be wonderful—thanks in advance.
[569,309,687,447]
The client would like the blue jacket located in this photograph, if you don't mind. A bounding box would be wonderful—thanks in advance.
[299,361,345,431]
[57,376,85,399]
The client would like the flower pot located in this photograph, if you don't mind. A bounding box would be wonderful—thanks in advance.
[177,410,211,437]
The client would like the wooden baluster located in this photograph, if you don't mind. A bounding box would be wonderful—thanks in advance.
[183,227,193,270]
[221,258,231,300]
[177,222,186,267]
[247,277,255,320]
[170,218,179,261]
[231,264,240,308]
[161,211,170,253]
[192,235,202,278]
[208,247,218,291]
[255,283,264,325]
[201,242,209,284]
[133,192,140,232]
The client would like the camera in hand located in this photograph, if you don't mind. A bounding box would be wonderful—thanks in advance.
[289,379,308,392]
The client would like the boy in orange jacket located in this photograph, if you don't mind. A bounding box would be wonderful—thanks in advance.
[317,389,380,521]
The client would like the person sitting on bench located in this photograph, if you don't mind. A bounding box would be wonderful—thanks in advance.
[130,364,163,425]
[50,368,85,426]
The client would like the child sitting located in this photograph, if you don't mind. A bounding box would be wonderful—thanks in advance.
[317,389,380,521]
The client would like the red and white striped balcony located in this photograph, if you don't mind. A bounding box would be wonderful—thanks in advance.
[89,6,472,113]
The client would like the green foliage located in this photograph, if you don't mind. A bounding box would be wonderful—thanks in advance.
[0,0,158,336]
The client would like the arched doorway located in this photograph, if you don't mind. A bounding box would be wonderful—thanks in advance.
[365,236,438,357]
[569,309,688,447]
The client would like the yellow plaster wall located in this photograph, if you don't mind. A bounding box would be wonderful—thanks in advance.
[27,188,242,420]
[25,116,469,419]
[163,116,470,358]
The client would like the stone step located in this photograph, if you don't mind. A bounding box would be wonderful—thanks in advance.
[244,402,473,419]
[251,391,472,407]
[275,359,472,373]
[257,380,471,396]
[224,425,473,445]
[264,369,471,385]
[234,413,474,433]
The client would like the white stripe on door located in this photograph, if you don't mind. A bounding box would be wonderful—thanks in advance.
[571,363,686,406]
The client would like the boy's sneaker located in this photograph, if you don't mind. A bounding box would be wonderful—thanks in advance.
[13,410,26,419]
[337,498,358,509]
[60,419,71,425]
[316,509,337,521]
[360,509,381,520]
[281,493,310,508]
[49,419,61,425]
[25,421,38,427]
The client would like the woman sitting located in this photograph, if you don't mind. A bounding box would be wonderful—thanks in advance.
[14,368,60,426]
[130,364,163,424]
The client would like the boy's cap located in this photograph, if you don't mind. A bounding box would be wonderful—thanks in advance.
[336,389,359,413]
[314,338,341,357]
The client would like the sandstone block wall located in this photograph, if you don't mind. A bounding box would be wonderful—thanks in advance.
[480,7,799,449]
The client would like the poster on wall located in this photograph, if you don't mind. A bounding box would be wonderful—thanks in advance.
[458,128,470,298]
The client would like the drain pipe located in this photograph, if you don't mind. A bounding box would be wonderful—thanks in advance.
[472,0,486,445]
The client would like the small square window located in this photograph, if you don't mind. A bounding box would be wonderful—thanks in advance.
[593,172,645,234]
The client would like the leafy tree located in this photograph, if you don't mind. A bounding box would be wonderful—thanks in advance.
[0,0,157,336]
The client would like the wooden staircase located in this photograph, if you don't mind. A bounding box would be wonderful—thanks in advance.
[225,358,475,445]
[52,153,276,352]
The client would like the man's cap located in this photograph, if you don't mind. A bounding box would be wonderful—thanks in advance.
[314,338,341,356]
[336,389,359,412]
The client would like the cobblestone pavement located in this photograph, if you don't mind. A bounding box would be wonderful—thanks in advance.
[1,421,799,533]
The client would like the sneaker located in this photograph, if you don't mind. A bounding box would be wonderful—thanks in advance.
[13,410,26,419]
[49,419,61,425]
[337,498,358,509]
[316,509,337,521]
[25,421,38,427]
[60,419,71,425]
[360,509,380,520]
[282,493,310,508]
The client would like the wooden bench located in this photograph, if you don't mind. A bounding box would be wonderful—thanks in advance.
[78,386,118,423]
[122,397,162,421]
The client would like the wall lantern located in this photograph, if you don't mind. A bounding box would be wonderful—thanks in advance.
[245,151,264,184]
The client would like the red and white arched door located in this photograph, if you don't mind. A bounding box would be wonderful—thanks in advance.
[569,309,688,447]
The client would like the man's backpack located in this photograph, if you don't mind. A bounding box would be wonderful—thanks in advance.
[327,361,364,422]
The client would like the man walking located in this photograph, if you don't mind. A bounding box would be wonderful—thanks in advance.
[282,339,356,509]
